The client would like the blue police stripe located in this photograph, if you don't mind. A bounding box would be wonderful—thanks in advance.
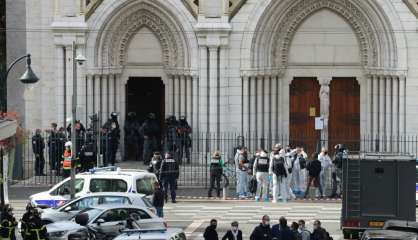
[416,184,418,192]
[128,186,132,193]
[35,200,57,207]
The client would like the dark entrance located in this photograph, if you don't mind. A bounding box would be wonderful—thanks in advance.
[289,77,321,155]
[125,77,165,160]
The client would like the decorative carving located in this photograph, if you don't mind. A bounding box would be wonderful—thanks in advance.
[403,0,418,18]
[252,0,380,69]
[84,0,103,19]
[100,2,186,70]
[183,0,246,19]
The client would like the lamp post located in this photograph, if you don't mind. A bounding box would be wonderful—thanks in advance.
[70,42,86,199]
[0,54,39,208]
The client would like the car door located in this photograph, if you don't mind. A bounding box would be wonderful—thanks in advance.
[91,208,128,238]
[128,208,164,229]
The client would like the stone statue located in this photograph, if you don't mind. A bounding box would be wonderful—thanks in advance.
[320,84,330,127]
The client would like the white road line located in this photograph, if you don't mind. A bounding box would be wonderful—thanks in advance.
[184,220,205,238]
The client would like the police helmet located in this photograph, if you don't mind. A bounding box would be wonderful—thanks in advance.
[26,203,34,211]
[334,144,346,152]
[179,116,186,121]
[111,112,118,118]
[272,143,282,151]
[164,152,173,159]
[65,141,72,148]
[212,151,221,159]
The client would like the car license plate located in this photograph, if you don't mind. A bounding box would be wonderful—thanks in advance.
[368,221,385,228]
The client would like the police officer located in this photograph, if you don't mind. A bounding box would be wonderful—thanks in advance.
[21,203,34,240]
[62,141,72,178]
[269,150,289,203]
[160,152,179,203]
[208,151,223,198]
[56,127,67,176]
[253,150,270,202]
[27,209,47,240]
[330,144,347,198]
[148,152,163,181]
[47,123,59,172]
[124,112,140,161]
[0,205,17,240]
[164,116,179,161]
[102,112,120,166]
[66,120,86,157]
[140,113,160,165]
[177,116,192,164]
[32,129,45,176]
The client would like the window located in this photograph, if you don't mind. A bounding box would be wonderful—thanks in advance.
[101,196,131,205]
[136,178,155,195]
[89,179,127,192]
[129,209,151,220]
[98,209,129,222]
[66,197,100,211]
[52,179,84,196]
[74,208,102,222]
[141,197,153,208]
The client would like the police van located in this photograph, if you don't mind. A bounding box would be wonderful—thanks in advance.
[30,167,158,208]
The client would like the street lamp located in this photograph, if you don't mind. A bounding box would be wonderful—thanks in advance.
[0,54,39,208]
[70,42,86,199]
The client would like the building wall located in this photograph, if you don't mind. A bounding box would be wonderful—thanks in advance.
[12,0,418,142]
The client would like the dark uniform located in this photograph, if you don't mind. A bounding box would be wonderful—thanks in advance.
[177,117,191,164]
[140,113,160,165]
[55,128,67,176]
[124,112,140,161]
[32,130,45,176]
[66,121,86,158]
[21,204,34,240]
[47,127,59,171]
[102,113,120,166]
[26,210,47,240]
[160,153,179,203]
[208,152,223,198]
[331,144,347,198]
[0,205,17,240]
[164,116,179,161]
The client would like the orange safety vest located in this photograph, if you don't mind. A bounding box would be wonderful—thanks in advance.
[62,150,72,170]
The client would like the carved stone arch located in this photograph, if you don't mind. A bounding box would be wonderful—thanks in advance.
[250,0,399,70]
[99,2,186,69]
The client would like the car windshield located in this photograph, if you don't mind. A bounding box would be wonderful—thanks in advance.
[141,197,153,208]
[72,208,102,222]
[136,178,155,196]
[54,196,81,210]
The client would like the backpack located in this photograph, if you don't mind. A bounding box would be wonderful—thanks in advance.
[248,176,257,194]
[273,157,287,177]
[299,157,306,169]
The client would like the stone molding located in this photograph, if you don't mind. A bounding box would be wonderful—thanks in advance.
[99,2,187,70]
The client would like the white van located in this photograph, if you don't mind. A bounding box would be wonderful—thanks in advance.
[30,167,158,208]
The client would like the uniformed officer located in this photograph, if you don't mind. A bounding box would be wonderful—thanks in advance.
[177,116,192,163]
[124,112,140,161]
[160,152,179,203]
[164,116,179,161]
[66,120,86,158]
[61,141,72,178]
[102,112,120,166]
[20,203,34,240]
[32,129,45,176]
[208,151,223,198]
[140,113,160,165]
[253,150,270,202]
[0,205,17,240]
[148,152,163,181]
[27,209,47,240]
[47,123,59,171]
[330,144,347,198]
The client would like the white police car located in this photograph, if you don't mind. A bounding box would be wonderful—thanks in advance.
[114,228,186,240]
[30,167,158,208]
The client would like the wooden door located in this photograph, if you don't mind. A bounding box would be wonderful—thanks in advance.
[329,77,360,152]
[289,77,321,155]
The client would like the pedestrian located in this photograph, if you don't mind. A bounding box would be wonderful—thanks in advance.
[250,215,272,240]
[61,141,72,178]
[284,146,297,200]
[222,221,242,240]
[269,150,289,203]
[148,152,163,181]
[203,219,219,240]
[47,123,59,172]
[152,181,164,218]
[160,152,179,203]
[253,150,270,202]
[66,120,86,157]
[298,220,311,240]
[290,147,307,196]
[311,220,332,240]
[140,113,160,165]
[318,148,332,197]
[32,129,45,176]
[272,217,295,240]
[178,116,192,163]
[290,222,301,240]
[102,112,120,166]
[304,153,323,198]
[208,151,223,198]
[0,205,17,240]
[330,144,346,198]
[124,112,140,161]
[235,147,249,198]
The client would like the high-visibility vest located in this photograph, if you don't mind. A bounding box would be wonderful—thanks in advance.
[29,225,46,240]
[0,219,16,240]
[62,150,72,170]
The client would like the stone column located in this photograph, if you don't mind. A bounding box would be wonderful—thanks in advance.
[257,76,263,143]
[208,47,219,136]
[319,82,330,148]
[56,46,65,126]
[167,75,174,116]
[94,75,100,117]
[219,46,228,136]
[264,76,271,141]
[399,75,406,138]
[242,76,250,135]
[115,74,120,115]
[86,74,94,118]
[65,46,74,124]
[366,76,373,137]
[108,74,115,113]
[385,76,392,151]
[271,76,278,141]
[250,76,257,149]
[103,75,109,120]
[186,75,193,124]
[180,75,186,117]
[192,75,199,131]
[372,75,379,151]
[392,76,399,152]
[199,46,208,133]
[174,74,181,117]
[379,75,386,151]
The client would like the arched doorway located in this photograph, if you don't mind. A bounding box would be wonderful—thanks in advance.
[289,77,321,154]
[329,77,360,152]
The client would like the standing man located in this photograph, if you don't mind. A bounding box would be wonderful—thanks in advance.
[152,182,164,218]
[66,120,86,157]
[203,219,219,240]
[330,144,346,198]
[290,148,307,196]
[124,112,140,161]
[269,150,289,203]
[102,112,120,166]
[272,217,295,240]
[298,220,311,240]
[250,215,272,240]
[253,150,270,202]
[305,153,323,198]
[160,152,179,203]
[148,152,163,181]
[141,113,160,165]
[47,123,59,172]
[208,151,223,198]
[318,148,332,197]
[222,221,243,240]
[235,147,249,198]
[177,116,192,163]
[32,129,45,176]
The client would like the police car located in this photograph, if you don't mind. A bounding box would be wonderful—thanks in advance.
[114,228,186,240]
[30,167,158,208]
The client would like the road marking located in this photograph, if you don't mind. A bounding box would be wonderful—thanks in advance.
[184,220,205,238]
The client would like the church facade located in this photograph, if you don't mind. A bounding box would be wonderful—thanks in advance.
[8,0,418,152]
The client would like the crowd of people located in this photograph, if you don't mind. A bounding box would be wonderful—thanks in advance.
[203,216,333,240]
[233,144,348,202]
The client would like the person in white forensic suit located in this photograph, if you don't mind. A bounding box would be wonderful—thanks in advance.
[290,147,308,195]
[318,147,332,197]
[269,149,290,203]
[253,150,270,202]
